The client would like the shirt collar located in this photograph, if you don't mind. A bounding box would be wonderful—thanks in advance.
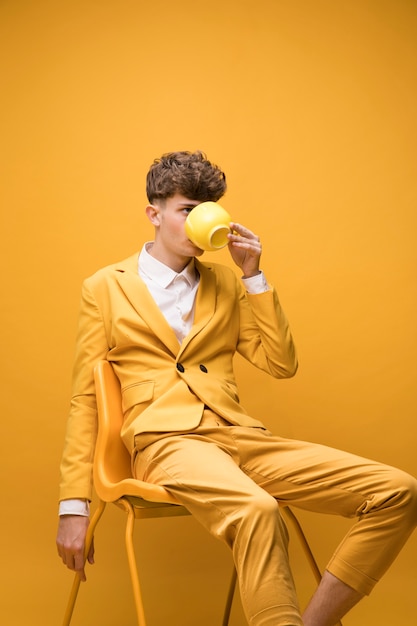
[139,243,198,289]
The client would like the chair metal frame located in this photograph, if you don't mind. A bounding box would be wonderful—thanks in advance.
[63,359,342,626]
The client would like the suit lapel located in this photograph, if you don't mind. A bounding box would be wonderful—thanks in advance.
[114,254,180,356]
[178,260,217,356]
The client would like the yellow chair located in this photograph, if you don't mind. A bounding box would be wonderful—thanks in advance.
[63,359,341,626]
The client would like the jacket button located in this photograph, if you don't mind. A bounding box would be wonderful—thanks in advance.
[199,364,208,373]
[176,363,185,373]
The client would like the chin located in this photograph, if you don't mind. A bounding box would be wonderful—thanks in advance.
[186,240,204,256]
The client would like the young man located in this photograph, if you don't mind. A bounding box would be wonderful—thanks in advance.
[57,151,417,626]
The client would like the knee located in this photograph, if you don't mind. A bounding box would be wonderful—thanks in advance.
[389,468,417,523]
[245,491,279,519]
[241,492,287,538]
[219,491,281,547]
[403,471,417,516]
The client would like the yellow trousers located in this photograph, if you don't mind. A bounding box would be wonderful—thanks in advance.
[134,412,417,626]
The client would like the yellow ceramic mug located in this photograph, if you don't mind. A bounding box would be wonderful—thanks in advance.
[185,202,232,251]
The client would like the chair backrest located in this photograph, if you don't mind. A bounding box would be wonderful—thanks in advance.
[94,360,133,485]
[93,360,181,505]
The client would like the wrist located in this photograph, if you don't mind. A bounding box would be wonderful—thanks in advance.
[242,270,261,279]
[241,271,269,294]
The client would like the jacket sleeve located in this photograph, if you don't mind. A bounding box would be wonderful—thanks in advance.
[59,278,109,501]
[236,280,298,378]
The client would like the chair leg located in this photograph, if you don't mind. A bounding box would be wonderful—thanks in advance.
[281,507,322,585]
[222,566,237,626]
[62,499,107,626]
[121,499,148,626]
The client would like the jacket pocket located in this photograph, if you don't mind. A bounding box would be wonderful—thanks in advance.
[122,381,155,413]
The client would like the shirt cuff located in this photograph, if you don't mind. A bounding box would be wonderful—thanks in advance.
[242,271,269,294]
[59,499,90,517]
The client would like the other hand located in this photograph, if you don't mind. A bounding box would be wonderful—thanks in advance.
[56,515,94,582]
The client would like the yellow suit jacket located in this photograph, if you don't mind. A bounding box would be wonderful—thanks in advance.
[59,253,297,501]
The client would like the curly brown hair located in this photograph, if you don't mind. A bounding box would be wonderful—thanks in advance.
[146,151,227,203]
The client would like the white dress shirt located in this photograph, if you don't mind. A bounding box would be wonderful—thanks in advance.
[59,244,269,516]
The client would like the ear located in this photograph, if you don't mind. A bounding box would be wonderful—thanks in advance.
[146,204,161,226]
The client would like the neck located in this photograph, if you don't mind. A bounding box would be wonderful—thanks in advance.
[147,242,192,273]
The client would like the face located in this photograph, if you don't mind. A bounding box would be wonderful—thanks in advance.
[146,193,205,272]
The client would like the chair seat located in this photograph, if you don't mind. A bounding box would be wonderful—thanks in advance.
[117,495,191,519]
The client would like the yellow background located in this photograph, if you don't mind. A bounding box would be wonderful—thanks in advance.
[1,1,416,624]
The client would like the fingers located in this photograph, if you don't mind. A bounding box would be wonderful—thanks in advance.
[57,541,87,580]
[73,553,87,582]
[228,222,262,253]
[56,546,86,581]
[230,222,259,241]
[87,537,95,565]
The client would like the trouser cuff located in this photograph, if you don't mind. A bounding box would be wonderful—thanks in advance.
[326,556,378,596]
